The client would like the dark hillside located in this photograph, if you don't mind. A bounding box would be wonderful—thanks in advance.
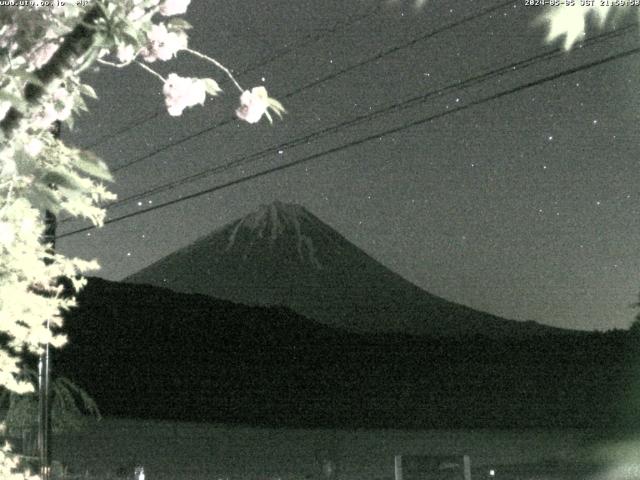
[57,278,632,429]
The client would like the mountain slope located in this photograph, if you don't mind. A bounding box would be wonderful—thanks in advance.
[125,201,566,337]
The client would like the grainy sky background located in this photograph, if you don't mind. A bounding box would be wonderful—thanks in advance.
[58,0,640,332]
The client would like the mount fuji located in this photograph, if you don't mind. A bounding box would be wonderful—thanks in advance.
[125,201,565,337]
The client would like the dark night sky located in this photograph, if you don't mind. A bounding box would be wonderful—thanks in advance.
[57,0,640,331]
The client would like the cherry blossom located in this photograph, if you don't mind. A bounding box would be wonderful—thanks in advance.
[23,138,44,157]
[0,24,17,52]
[116,44,137,63]
[34,87,73,127]
[236,86,285,124]
[236,88,268,124]
[141,23,187,62]
[160,0,191,16]
[28,42,58,69]
[128,6,146,22]
[162,73,206,116]
[0,101,9,121]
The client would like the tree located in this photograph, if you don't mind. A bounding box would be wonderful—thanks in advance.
[0,367,100,457]
[0,1,283,477]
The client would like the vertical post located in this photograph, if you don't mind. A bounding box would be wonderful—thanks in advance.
[394,455,403,480]
[463,455,471,480]
[37,322,51,480]
[38,209,55,480]
[38,121,60,480]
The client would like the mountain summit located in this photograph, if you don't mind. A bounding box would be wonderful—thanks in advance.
[224,201,325,268]
[125,201,563,337]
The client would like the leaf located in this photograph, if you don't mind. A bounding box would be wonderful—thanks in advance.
[26,185,61,214]
[267,97,286,118]
[0,367,100,436]
[75,46,101,75]
[167,18,193,31]
[0,91,28,112]
[74,150,112,181]
[73,95,88,113]
[122,21,143,43]
[79,84,97,100]
[39,169,84,192]
[202,78,221,96]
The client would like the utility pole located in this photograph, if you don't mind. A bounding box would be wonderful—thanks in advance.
[38,121,60,480]
[37,287,52,480]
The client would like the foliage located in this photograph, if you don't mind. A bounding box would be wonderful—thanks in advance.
[542,4,620,51]
[0,367,100,455]
[0,1,283,477]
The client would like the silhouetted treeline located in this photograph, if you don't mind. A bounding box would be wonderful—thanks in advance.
[54,278,640,430]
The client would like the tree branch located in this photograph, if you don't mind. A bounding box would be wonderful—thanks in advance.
[0,5,104,139]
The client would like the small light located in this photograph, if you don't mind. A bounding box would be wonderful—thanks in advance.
[489,469,495,477]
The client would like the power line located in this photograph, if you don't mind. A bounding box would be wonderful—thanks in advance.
[77,3,386,151]
[234,3,385,79]
[62,39,555,219]
[79,21,637,214]
[57,44,640,240]
[59,0,533,226]
[91,0,516,173]
[282,0,515,99]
